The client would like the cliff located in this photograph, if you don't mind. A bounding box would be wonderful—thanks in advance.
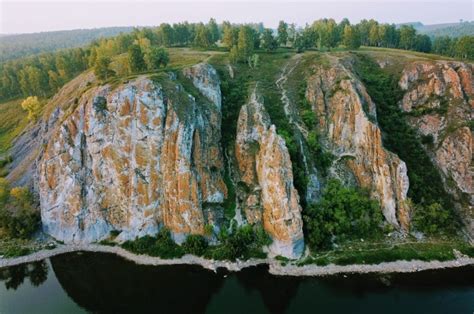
[39,64,227,243]
[235,87,304,258]
[399,61,473,236]
[4,50,473,258]
[304,56,410,229]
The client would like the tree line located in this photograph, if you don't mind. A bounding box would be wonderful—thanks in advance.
[0,27,134,63]
[1,18,473,102]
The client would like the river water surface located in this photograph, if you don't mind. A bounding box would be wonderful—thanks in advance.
[0,252,473,313]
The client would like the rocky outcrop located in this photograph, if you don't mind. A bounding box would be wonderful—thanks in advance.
[306,59,410,229]
[399,61,473,236]
[39,64,227,243]
[235,87,304,258]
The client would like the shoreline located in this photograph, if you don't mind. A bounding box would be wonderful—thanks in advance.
[1,244,473,276]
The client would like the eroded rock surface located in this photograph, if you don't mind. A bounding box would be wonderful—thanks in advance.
[39,64,227,243]
[235,87,305,258]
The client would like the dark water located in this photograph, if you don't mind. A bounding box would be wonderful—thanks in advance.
[0,252,473,314]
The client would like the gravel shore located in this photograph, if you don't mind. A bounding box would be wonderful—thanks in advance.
[0,244,473,276]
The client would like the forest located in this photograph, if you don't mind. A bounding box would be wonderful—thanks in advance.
[0,18,473,103]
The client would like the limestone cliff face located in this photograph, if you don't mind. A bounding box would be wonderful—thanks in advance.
[305,59,410,229]
[399,61,473,235]
[39,64,227,243]
[235,87,304,258]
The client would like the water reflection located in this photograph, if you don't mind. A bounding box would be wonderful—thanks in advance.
[0,261,48,290]
[0,252,473,314]
[235,266,301,314]
[51,252,225,314]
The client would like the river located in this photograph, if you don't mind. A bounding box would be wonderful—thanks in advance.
[0,252,473,313]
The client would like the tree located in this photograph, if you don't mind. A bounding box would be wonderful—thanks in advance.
[313,19,338,49]
[277,20,288,46]
[454,36,474,59]
[94,55,115,81]
[414,34,432,53]
[303,179,383,250]
[222,21,237,48]
[234,26,254,63]
[157,23,175,47]
[433,36,453,56]
[412,202,451,234]
[287,23,297,45]
[128,44,146,73]
[368,23,380,46]
[194,23,212,48]
[114,55,131,76]
[0,177,9,203]
[182,234,208,256]
[207,18,220,43]
[0,182,40,239]
[338,18,351,41]
[145,47,169,70]
[261,28,278,52]
[47,70,62,92]
[342,25,361,49]
[21,96,42,120]
[399,25,417,50]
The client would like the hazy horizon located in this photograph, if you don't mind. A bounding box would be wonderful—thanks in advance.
[1,0,473,35]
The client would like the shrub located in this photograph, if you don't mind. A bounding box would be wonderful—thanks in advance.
[0,183,39,239]
[182,234,208,256]
[21,96,42,121]
[0,178,9,203]
[205,224,271,261]
[420,134,434,146]
[121,228,185,259]
[412,202,453,234]
[304,179,383,250]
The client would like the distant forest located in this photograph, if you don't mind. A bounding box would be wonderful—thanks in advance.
[415,21,474,38]
[0,27,134,62]
[0,19,473,103]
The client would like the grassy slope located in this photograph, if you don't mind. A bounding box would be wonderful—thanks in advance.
[0,99,28,156]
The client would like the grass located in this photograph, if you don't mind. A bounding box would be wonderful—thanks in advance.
[298,240,474,266]
[0,99,28,155]
[0,238,36,258]
[358,46,459,61]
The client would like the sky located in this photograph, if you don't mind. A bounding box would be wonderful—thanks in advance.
[1,0,473,34]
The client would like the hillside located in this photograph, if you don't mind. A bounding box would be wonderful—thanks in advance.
[0,27,133,62]
[410,21,474,37]
[0,46,472,263]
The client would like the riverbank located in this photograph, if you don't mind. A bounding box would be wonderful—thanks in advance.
[0,244,473,277]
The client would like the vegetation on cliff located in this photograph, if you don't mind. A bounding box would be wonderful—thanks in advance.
[304,180,383,250]
[0,17,472,263]
[121,225,270,261]
[352,53,457,235]
[0,179,39,239]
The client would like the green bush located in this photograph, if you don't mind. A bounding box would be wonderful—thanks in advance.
[304,179,383,250]
[182,234,208,256]
[1,245,31,258]
[205,225,271,261]
[412,202,452,234]
[0,183,40,239]
[121,228,184,259]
